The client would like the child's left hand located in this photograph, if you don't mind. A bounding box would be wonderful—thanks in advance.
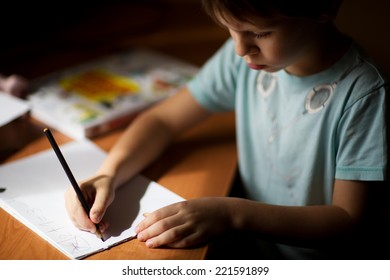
[135,197,232,248]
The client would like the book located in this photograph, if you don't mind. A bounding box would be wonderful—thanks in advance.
[0,93,30,160]
[0,93,29,127]
[0,140,184,259]
[28,49,198,140]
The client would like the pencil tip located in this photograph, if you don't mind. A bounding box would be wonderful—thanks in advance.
[95,227,104,242]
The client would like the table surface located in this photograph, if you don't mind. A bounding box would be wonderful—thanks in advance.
[0,111,237,260]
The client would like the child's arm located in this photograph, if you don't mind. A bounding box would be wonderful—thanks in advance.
[135,179,371,249]
[64,87,211,233]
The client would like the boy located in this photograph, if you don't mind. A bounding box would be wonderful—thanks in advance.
[65,0,388,259]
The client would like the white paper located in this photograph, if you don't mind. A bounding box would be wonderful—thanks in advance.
[0,93,29,127]
[0,140,184,259]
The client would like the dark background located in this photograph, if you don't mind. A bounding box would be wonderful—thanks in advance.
[0,0,229,78]
[1,0,389,79]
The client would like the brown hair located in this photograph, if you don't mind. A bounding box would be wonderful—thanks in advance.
[201,0,343,23]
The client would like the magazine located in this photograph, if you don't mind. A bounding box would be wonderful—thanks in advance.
[28,49,197,139]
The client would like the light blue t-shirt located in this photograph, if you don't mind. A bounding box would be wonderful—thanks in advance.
[187,38,388,259]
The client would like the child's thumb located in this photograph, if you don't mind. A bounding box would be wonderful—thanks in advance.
[89,194,109,224]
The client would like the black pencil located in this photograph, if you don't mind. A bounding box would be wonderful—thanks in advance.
[43,128,104,241]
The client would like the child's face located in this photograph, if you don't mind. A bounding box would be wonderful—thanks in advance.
[219,14,320,76]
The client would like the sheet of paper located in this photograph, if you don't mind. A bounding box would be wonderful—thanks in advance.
[0,140,184,259]
[0,93,29,127]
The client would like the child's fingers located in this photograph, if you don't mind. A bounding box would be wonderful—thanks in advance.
[90,190,111,224]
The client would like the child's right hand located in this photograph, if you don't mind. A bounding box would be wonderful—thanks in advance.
[64,174,115,234]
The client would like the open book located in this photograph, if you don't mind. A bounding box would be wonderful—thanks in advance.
[0,140,184,259]
[28,49,197,139]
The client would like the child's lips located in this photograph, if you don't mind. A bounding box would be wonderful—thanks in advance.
[247,63,267,70]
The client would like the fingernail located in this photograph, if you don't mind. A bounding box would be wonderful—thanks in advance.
[137,233,144,241]
[91,213,101,223]
[146,239,154,248]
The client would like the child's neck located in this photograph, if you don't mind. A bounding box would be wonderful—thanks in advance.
[286,24,351,77]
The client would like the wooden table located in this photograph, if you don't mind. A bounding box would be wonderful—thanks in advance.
[0,111,237,260]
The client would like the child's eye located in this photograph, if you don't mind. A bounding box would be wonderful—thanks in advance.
[254,32,271,39]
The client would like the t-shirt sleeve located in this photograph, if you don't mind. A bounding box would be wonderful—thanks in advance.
[187,38,239,112]
[335,84,388,181]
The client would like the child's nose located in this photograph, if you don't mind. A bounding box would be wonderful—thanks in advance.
[235,35,259,57]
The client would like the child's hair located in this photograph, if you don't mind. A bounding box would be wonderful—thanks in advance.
[201,0,343,23]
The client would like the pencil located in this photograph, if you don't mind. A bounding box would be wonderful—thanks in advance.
[43,128,104,241]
